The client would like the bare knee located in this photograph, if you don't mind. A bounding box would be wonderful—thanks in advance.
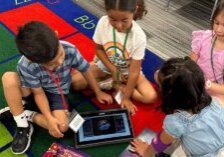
[58,117,69,133]
[2,72,20,87]
[52,110,69,133]
[2,72,31,96]
[72,81,88,90]
[59,123,69,133]
[71,73,88,90]
[141,91,158,104]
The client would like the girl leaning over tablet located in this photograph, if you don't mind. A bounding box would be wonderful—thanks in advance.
[131,57,224,157]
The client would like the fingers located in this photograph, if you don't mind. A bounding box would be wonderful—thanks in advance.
[49,122,64,138]
[97,92,113,104]
[106,96,113,104]
[121,103,137,115]
[49,127,64,138]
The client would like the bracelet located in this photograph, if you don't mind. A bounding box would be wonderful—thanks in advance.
[205,80,212,89]
[151,132,171,153]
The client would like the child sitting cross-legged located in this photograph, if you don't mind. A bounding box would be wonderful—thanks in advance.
[1,21,113,155]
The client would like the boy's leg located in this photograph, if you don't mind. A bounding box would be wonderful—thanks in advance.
[71,69,88,90]
[71,62,107,91]
[2,72,33,154]
[52,110,69,133]
[132,74,158,103]
[2,72,30,117]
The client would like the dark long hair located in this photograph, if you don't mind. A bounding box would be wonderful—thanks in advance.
[104,0,147,20]
[158,57,211,114]
[211,0,224,29]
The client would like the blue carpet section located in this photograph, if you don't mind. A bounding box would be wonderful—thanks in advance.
[0,142,11,152]
[0,54,21,65]
[40,0,98,38]
[143,52,164,83]
[0,0,38,12]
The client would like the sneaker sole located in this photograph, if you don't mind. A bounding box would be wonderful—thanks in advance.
[11,124,34,155]
[0,107,10,114]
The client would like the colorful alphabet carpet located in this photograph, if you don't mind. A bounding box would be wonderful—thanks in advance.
[0,0,164,156]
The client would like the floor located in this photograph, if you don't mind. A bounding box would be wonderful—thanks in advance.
[73,0,214,59]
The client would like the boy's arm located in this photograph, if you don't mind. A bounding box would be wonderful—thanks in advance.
[31,87,64,138]
[82,69,113,104]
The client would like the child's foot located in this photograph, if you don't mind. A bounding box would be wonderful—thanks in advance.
[24,110,37,122]
[11,123,34,154]
[98,78,113,90]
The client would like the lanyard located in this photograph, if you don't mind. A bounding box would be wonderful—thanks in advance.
[112,27,130,82]
[46,69,68,110]
[113,27,129,59]
[210,36,218,83]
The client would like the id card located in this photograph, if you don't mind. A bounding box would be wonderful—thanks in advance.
[114,90,123,105]
[69,109,85,133]
[127,128,155,152]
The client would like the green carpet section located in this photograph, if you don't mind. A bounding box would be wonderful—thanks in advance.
[0,148,27,157]
[0,24,19,108]
[0,59,18,108]
[0,122,13,148]
[0,24,18,61]
[0,122,27,157]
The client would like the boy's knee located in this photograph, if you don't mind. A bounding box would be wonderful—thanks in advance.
[71,73,88,91]
[2,72,19,87]
[52,110,69,133]
[72,82,88,91]
[59,124,69,133]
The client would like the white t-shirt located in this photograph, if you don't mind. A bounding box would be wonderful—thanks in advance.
[93,15,146,73]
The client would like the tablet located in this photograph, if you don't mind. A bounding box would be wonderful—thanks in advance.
[74,109,134,148]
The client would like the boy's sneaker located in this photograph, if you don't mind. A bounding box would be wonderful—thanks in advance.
[98,78,113,90]
[11,123,34,154]
[0,107,13,121]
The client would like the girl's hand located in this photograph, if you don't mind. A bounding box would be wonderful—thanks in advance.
[47,116,64,138]
[96,90,113,104]
[120,97,137,114]
[131,139,151,157]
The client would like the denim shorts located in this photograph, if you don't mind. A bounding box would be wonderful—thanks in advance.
[22,91,69,111]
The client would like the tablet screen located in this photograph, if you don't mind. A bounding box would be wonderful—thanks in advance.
[74,109,134,148]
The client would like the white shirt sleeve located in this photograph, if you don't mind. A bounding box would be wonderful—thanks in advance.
[93,16,106,45]
[131,39,146,60]
[130,22,147,60]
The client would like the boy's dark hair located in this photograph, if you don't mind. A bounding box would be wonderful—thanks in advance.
[211,0,224,29]
[104,0,147,20]
[15,21,59,64]
[158,57,211,114]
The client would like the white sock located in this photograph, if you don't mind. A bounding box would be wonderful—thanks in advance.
[24,110,37,122]
[13,112,29,128]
